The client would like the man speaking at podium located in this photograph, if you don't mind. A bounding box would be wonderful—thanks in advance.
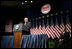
[23,17,31,35]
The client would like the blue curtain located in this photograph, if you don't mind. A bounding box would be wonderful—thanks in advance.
[1,35,56,48]
[27,9,31,18]
[1,36,14,48]
[20,34,48,48]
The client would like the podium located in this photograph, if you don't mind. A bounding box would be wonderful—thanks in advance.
[13,23,23,48]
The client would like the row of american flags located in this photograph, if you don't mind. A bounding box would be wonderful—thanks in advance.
[30,11,71,39]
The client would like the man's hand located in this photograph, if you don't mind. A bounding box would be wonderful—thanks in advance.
[59,39,61,42]
[59,39,64,42]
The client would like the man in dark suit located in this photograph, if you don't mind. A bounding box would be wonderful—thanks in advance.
[58,27,70,48]
[23,17,31,35]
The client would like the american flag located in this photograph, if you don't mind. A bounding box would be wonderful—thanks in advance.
[35,26,38,35]
[50,17,56,39]
[65,15,71,38]
[55,17,61,39]
[45,25,50,38]
[47,24,54,39]
[33,28,35,35]
[60,16,65,34]
[30,12,71,39]
[41,19,46,34]
[38,20,42,35]
[45,19,50,38]
[45,18,54,39]
[35,19,38,35]
[50,17,59,39]
[66,15,71,33]
[42,26,46,34]
[38,25,42,35]
[32,21,35,35]
[30,20,34,34]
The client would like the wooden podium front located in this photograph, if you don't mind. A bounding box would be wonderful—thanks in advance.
[13,23,23,48]
[14,32,22,48]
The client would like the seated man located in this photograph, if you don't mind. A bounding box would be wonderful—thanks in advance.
[58,27,70,48]
[23,17,31,35]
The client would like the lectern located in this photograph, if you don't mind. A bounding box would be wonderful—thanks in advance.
[13,23,23,48]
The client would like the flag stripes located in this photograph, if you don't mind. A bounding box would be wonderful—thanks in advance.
[30,14,71,39]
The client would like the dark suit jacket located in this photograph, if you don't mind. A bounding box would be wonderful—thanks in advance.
[59,32,70,42]
[23,22,31,34]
